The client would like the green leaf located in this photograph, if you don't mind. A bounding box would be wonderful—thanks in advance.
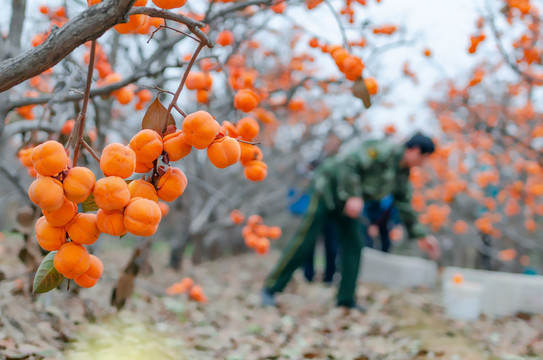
[33,251,65,294]
[82,193,99,212]
[142,97,175,134]
[352,76,371,109]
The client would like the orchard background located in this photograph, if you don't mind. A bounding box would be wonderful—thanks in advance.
[1,0,543,359]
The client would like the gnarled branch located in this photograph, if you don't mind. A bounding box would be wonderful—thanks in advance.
[0,0,137,93]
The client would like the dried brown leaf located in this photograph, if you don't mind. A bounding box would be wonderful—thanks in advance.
[352,77,371,109]
[142,97,175,133]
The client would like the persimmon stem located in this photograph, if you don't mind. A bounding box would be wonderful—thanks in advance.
[71,39,96,167]
[82,140,100,162]
[165,42,205,133]
[151,158,159,186]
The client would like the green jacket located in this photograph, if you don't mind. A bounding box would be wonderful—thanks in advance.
[311,139,429,240]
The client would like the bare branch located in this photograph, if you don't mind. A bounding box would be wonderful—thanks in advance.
[4,36,184,112]
[173,104,187,117]
[5,0,27,59]
[236,139,260,145]
[485,1,536,83]
[72,40,97,166]
[129,7,213,47]
[322,0,351,52]
[82,140,101,162]
[204,0,273,23]
[149,25,200,43]
[0,0,137,93]
[0,161,30,203]
[165,42,206,131]
[3,120,56,137]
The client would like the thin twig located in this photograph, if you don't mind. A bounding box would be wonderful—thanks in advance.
[485,0,535,83]
[143,85,175,96]
[236,139,260,145]
[205,0,273,23]
[82,140,100,162]
[129,7,213,47]
[72,40,97,167]
[173,104,187,117]
[322,0,351,52]
[165,42,206,132]
[149,25,201,43]
[0,162,31,203]
[204,0,218,23]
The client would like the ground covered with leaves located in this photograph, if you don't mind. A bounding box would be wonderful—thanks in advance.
[1,234,543,360]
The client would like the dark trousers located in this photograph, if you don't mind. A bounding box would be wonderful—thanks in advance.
[364,221,391,253]
[265,193,363,306]
[303,220,339,283]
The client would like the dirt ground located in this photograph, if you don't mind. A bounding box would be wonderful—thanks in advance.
[0,233,542,360]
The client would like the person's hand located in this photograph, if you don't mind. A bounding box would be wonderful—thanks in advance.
[390,226,403,242]
[417,235,441,260]
[368,224,379,238]
[344,197,363,218]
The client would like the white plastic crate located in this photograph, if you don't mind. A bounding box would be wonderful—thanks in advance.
[360,247,438,288]
[442,267,543,318]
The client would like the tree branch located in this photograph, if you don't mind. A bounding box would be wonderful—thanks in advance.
[5,0,27,60]
[3,36,183,113]
[0,161,31,203]
[3,120,56,137]
[71,40,97,166]
[165,42,205,130]
[128,7,213,47]
[204,0,273,23]
[322,0,351,52]
[485,1,536,83]
[0,0,137,93]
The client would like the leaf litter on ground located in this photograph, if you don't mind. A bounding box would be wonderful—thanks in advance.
[1,234,543,359]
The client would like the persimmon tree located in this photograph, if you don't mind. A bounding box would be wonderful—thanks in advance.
[0,0,428,306]
[415,0,543,272]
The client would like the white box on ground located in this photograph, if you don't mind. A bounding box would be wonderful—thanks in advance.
[360,247,438,288]
[443,281,483,321]
[442,267,543,318]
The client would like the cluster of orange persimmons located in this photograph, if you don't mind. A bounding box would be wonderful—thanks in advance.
[22,105,268,289]
[230,210,282,255]
[308,40,379,95]
[183,71,268,183]
[184,73,268,180]
[166,277,207,302]
[26,140,106,288]
[326,45,365,82]
[220,118,268,181]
